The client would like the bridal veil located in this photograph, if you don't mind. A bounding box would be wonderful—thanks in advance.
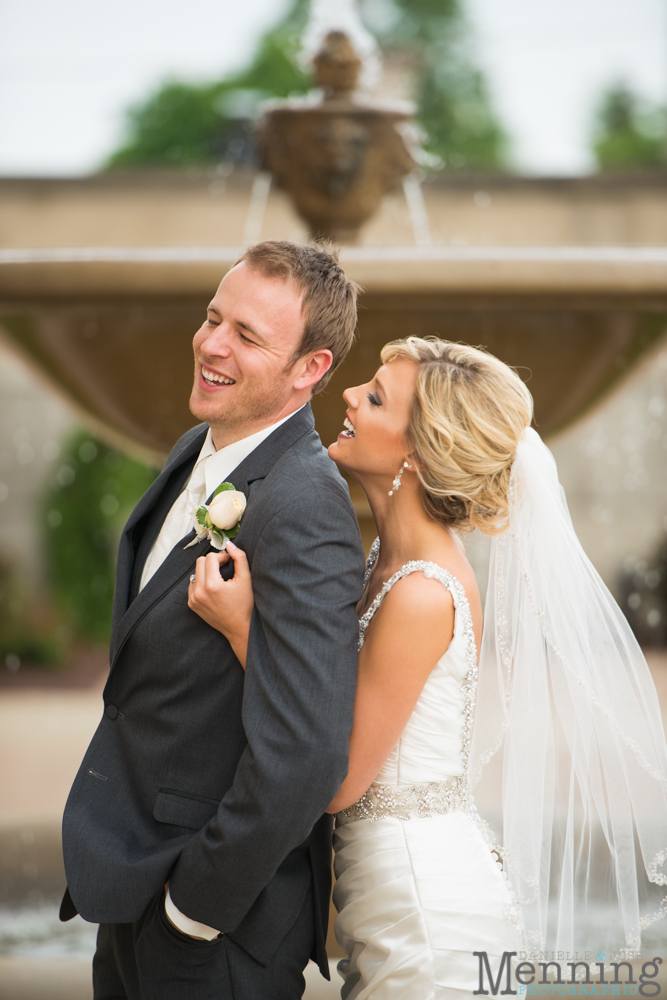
[470,427,667,959]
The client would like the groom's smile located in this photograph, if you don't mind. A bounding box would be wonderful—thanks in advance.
[200,365,236,388]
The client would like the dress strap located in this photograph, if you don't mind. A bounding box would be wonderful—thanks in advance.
[358,559,471,649]
[363,537,380,588]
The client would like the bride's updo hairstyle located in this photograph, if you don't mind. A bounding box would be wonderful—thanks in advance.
[381,337,533,535]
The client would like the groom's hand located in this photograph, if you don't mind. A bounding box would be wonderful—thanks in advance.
[188,543,253,667]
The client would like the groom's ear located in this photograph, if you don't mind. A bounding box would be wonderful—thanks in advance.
[291,349,333,392]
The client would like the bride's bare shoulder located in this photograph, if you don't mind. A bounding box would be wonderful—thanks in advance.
[362,571,456,668]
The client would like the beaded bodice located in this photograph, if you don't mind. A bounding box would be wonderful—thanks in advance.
[340,538,479,823]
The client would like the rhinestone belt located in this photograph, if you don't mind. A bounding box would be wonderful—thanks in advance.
[337,774,468,824]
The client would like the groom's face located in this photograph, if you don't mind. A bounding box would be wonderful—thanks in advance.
[190,262,306,447]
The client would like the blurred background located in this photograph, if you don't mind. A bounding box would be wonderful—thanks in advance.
[1,0,667,996]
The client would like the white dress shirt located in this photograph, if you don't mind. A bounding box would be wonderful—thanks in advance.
[140,407,304,593]
[143,406,305,938]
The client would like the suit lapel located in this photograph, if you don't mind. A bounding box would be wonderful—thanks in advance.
[110,405,316,671]
[110,425,208,650]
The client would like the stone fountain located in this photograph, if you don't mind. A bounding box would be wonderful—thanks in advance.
[0,5,666,480]
[258,30,414,242]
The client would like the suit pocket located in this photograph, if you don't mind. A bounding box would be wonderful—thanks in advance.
[153,788,219,830]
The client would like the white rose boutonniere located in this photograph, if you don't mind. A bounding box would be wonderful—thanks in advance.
[185,482,247,551]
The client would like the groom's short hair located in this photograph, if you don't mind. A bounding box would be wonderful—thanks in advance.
[236,240,359,392]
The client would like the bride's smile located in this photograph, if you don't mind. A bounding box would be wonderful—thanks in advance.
[340,415,355,438]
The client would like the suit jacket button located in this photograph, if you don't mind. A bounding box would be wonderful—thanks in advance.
[105,704,119,720]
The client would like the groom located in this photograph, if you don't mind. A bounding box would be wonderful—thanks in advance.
[60,241,365,999]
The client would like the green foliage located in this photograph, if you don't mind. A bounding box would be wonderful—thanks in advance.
[372,0,462,42]
[0,559,66,668]
[415,61,507,169]
[372,0,506,168]
[224,521,240,541]
[42,431,157,642]
[107,12,311,169]
[211,481,236,499]
[108,82,230,169]
[106,0,506,172]
[592,83,665,172]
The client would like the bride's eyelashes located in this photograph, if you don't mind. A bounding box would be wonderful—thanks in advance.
[367,392,381,407]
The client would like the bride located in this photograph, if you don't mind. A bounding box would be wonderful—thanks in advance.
[188,337,667,997]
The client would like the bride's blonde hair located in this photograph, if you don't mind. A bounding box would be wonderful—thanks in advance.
[381,337,533,535]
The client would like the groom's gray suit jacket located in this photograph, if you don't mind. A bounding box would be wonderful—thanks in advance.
[60,404,364,975]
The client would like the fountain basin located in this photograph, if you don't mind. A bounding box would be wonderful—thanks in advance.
[1,246,666,460]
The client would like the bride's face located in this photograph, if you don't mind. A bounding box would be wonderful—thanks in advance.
[329,358,417,481]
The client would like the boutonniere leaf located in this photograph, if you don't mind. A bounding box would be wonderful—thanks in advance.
[185,481,246,551]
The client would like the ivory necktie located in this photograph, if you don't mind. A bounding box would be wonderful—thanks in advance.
[139,452,210,592]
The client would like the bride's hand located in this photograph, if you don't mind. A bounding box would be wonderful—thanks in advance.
[188,541,254,668]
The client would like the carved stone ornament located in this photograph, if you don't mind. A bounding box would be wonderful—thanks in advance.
[258,30,415,242]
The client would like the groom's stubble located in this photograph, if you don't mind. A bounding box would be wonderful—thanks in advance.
[193,359,294,442]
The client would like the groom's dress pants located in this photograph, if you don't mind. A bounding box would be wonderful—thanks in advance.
[92,886,315,1000]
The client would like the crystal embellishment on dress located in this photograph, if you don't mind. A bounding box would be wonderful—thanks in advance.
[362,536,380,590]
[339,774,468,822]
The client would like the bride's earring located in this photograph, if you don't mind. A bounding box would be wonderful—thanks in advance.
[388,461,410,496]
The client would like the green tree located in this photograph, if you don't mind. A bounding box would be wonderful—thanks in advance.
[107,0,506,171]
[591,83,665,172]
[0,558,65,667]
[108,15,311,168]
[42,432,157,643]
[362,0,507,169]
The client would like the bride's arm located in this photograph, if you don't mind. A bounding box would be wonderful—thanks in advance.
[327,574,456,813]
[187,542,254,668]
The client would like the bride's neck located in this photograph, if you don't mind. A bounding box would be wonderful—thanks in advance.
[365,479,440,567]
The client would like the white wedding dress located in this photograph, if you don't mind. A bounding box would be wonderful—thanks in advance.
[333,541,520,999]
